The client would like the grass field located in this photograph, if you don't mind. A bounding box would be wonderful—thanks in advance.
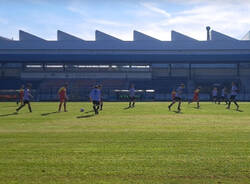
[0,102,250,184]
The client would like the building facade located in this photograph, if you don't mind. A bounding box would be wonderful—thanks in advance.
[0,29,250,101]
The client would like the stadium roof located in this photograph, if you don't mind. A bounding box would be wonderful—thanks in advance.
[0,29,250,64]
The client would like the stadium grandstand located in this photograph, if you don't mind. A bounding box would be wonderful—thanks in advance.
[0,27,250,101]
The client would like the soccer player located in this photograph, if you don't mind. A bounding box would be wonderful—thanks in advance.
[16,85,24,105]
[227,82,240,111]
[58,83,68,112]
[219,87,228,105]
[168,83,185,112]
[189,87,201,109]
[212,87,218,104]
[129,84,136,108]
[90,85,101,115]
[171,89,176,102]
[98,85,103,111]
[16,83,33,113]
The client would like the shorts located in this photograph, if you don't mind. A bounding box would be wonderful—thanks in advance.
[60,98,66,102]
[230,95,237,100]
[93,101,100,105]
[221,96,227,100]
[23,100,30,104]
[129,96,135,101]
[174,97,182,101]
[193,96,199,102]
[213,96,218,100]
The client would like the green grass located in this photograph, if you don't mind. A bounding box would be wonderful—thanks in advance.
[0,102,250,184]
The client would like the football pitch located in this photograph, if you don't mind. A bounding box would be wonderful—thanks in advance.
[0,102,249,184]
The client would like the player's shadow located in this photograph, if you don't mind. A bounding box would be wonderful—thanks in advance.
[77,114,95,119]
[124,106,135,110]
[41,111,58,116]
[173,110,183,114]
[0,112,18,117]
[85,110,94,114]
[236,109,244,112]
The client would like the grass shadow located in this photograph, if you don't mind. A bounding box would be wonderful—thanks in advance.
[77,114,95,119]
[41,111,58,116]
[0,112,18,117]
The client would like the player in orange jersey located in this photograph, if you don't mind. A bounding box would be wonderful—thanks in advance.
[171,89,176,102]
[58,83,68,112]
[189,87,201,109]
[17,85,24,105]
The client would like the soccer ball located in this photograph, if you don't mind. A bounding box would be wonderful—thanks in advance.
[80,108,84,112]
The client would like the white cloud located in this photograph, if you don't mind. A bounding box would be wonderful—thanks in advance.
[131,1,250,40]
[140,2,171,17]
[64,0,250,41]
[86,19,132,27]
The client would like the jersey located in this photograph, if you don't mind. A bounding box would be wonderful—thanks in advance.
[212,89,217,97]
[221,88,226,97]
[129,88,135,97]
[171,91,176,100]
[58,87,67,99]
[193,89,200,101]
[90,88,101,102]
[175,86,183,98]
[194,89,200,97]
[231,85,238,96]
[20,88,24,98]
[23,89,31,101]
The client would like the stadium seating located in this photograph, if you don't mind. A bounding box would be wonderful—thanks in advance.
[0,76,248,101]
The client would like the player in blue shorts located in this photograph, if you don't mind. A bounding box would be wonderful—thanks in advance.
[227,82,239,111]
[16,84,33,113]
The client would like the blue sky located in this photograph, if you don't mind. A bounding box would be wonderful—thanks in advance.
[0,0,250,40]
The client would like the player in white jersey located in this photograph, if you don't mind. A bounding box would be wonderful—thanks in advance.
[212,87,218,104]
[168,83,185,112]
[227,82,239,110]
[16,84,33,113]
[129,84,136,108]
[219,87,228,105]
[89,85,101,115]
